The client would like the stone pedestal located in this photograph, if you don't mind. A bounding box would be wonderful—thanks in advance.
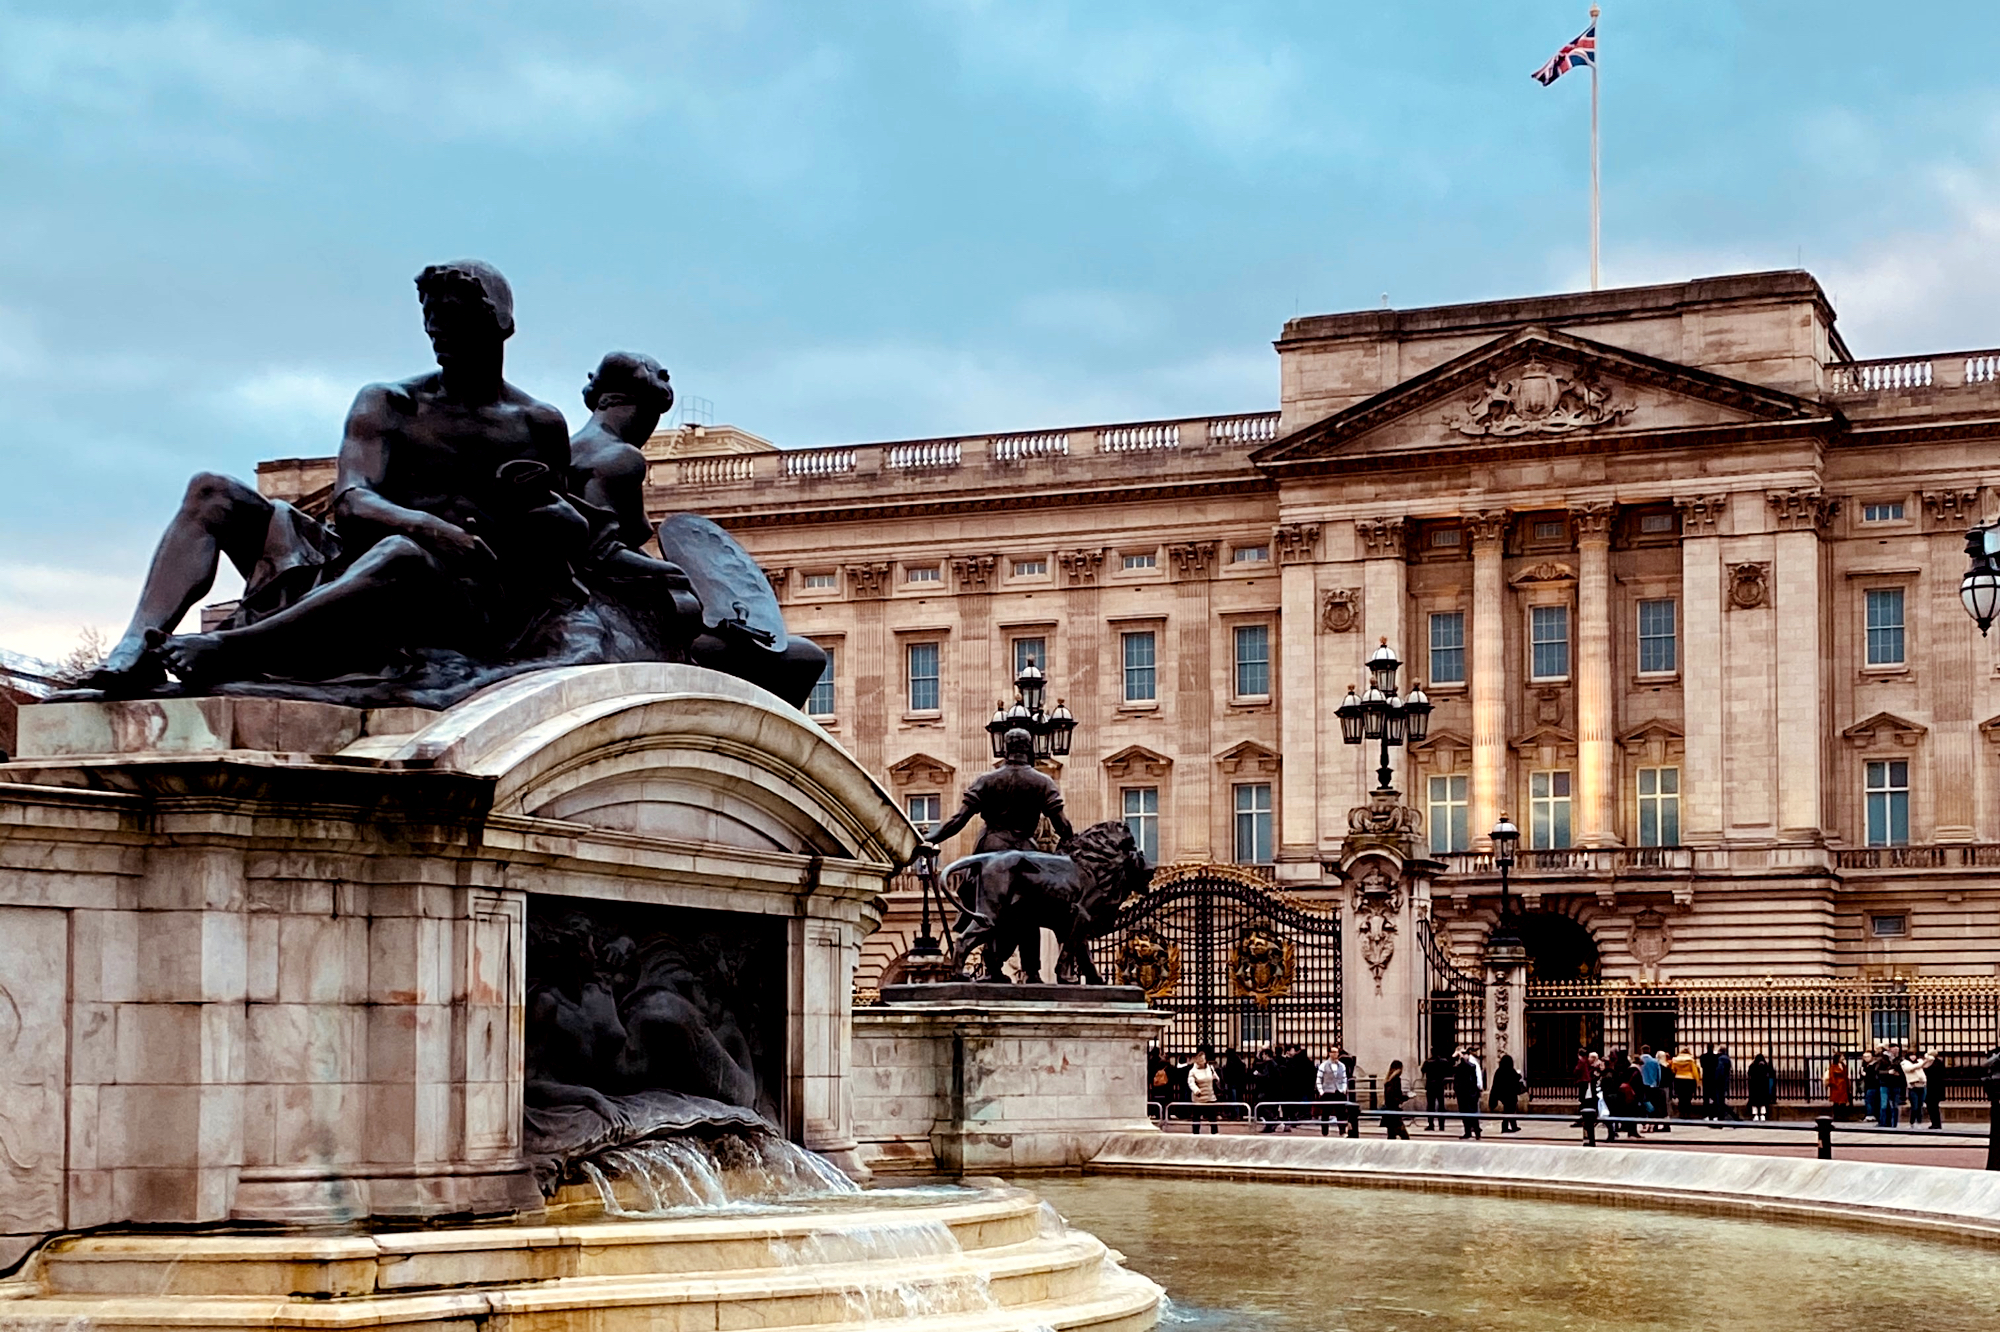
[1331,791,1440,1076]
[0,665,913,1265]
[850,998,1165,1174]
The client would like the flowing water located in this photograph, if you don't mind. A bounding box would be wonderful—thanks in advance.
[1022,1175,2000,1332]
[577,1130,860,1215]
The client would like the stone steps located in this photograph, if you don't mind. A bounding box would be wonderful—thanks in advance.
[0,1187,1163,1331]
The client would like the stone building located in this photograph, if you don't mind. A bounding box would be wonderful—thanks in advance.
[256,270,2000,988]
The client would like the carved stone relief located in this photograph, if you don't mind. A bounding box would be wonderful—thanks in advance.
[1351,862,1403,996]
[1628,910,1673,966]
[846,562,892,599]
[1321,588,1361,633]
[1355,518,1407,560]
[1728,561,1770,610]
[1168,541,1217,581]
[950,555,995,590]
[1274,522,1323,564]
[1058,549,1105,587]
[1675,494,1728,536]
[1454,359,1632,437]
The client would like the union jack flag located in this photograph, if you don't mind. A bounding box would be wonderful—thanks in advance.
[1532,22,1595,86]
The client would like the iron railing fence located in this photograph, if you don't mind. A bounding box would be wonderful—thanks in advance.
[1523,979,2000,1105]
[1418,918,1486,1064]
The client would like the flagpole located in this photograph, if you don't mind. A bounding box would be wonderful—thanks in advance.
[1589,3,1601,291]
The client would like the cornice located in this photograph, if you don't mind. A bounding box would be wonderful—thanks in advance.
[685,472,1275,530]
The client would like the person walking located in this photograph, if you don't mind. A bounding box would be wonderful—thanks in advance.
[1186,1047,1222,1134]
[1638,1046,1666,1132]
[1252,1047,1279,1132]
[1422,1052,1452,1131]
[1490,1053,1525,1133]
[1902,1049,1931,1130]
[1745,1053,1777,1122]
[1454,1047,1485,1139]
[1381,1060,1412,1140]
[1861,1045,1883,1125]
[1316,1045,1352,1138]
[1926,1050,1945,1130]
[1282,1043,1316,1133]
[1670,1046,1702,1121]
[1826,1053,1852,1122]
[1877,1046,1905,1128]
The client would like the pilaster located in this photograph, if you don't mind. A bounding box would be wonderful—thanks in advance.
[1468,511,1509,848]
[1572,501,1618,846]
[1278,544,1319,863]
[1768,488,1838,841]
[1168,541,1217,860]
[1925,489,1985,840]
[1676,495,1727,845]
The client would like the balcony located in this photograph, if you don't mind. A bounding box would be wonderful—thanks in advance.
[1439,847,1694,879]
[1826,350,2000,397]
[1833,844,2000,872]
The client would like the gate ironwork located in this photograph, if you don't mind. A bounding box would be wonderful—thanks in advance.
[1089,864,1342,1055]
[1418,918,1486,1063]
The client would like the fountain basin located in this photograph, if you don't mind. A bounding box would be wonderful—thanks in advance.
[0,1186,1162,1330]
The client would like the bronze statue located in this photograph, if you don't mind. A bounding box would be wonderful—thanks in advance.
[940,821,1150,984]
[63,264,827,712]
[922,727,1075,855]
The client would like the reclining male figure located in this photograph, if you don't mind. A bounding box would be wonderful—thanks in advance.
[83,261,584,693]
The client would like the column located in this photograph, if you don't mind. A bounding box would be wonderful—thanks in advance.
[1926,489,1984,841]
[1468,511,1510,847]
[1768,489,1836,841]
[846,563,890,776]
[1676,496,1726,845]
[1572,502,1618,846]
[1168,542,1217,860]
[1277,522,1323,869]
[1060,549,1106,827]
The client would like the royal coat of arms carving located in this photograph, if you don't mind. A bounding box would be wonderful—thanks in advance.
[1116,928,1181,1000]
[1228,926,1296,1007]
[1455,359,1632,437]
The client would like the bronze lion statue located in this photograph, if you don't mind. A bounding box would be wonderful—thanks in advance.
[941,820,1152,984]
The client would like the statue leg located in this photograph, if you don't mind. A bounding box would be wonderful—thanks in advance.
[87,474,274,694]
[1016,926,1043,985]
[156,535,451,687]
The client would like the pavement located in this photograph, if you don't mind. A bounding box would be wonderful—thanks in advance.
[1155,1108,1994,1169]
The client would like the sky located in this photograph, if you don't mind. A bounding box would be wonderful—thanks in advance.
[5,0,2000,662]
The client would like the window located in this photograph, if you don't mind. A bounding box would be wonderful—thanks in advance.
[1122,552,1157,570]
[1533,519,1566,541]
[1637,599,1677,675]
[1865,759,1909,846]
[1639,512,1676,534]
[1530,605,1570,680]
[806,651,835,717]
[1234,624,1271,697]
[1429,611,1466,685]
[906,565,940,584]
[1637,767,1680,847]
[1231,544,1269,564]
[1233,783,1273,864]
[1865,589,1905,666]
[1428,775,1469,855]
[1529,770,1573,849]
[1122,787,1160,863]
[906,794,941,835]
[906,642,940,711]
[1122,631,1157,703]
[1870,914,1908,939]
[1862,501,1905,523]
[1013,637,1046,678]
[1430,528,1462,549]
[1011,558,1047,577]
[802,571,837,590]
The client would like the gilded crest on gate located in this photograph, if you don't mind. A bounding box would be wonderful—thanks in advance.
[1117,928,1181,1000]
[1229,926,1296,1007]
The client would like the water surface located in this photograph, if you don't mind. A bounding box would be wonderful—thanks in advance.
[1020,1175,2000,1332]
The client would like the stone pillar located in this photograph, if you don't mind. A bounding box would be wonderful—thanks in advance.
[846,562,891,775]
[1468,511,1510,847]
[1676,496,1727,845]
[1060,548,1106,826]
[1486,961,1527,1074]
[792,911,869,1180]
[1768,489,1838,841]
[1336,841,1425,1079]
[1277,523,1323,868]
[1572,502,1618,846]
[1169,541,1218,861]
[1925,489,1985,841]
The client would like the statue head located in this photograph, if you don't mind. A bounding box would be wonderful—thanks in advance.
[415,260,514,372]
[583,351,674,415]
[1002,727,1035,763]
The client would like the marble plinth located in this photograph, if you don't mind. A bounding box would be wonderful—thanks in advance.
[0,664,915,1265]
[881,981,1148,1005]
[851,999,1167,1174]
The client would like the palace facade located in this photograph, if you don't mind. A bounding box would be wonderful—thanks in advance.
[259,271,2000,989]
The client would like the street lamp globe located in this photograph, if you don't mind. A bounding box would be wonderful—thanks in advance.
[1963,564,2000,636]
[1490,814,1521,866]
[1336,685,1365,745]
[1044,699,1076,757]
[1403,681,1432,743]
[1360,684,1389,741]
[985,701,1011,759]
[1365,638,1401,692]
[1014,657,1048,713]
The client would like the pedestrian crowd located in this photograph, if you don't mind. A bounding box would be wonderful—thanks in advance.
[1147,1038,1958,1136]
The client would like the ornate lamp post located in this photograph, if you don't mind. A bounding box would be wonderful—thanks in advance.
[1336,639,1432,792]
[985,655,1076,763]
[1485,815,1527,972]
[1963,526,2000,635]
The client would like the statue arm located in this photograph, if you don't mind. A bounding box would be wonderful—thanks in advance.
[926,788,981,847]
[1045,790,1075,845]
[331,384,491,564]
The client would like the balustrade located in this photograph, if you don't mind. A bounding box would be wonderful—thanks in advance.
[885,440,962,470]
[782,447,856,477]
[1207,413,1280,444]
[675,456,754,486]
[1099,422,1180,452]
[992,431,1070,461]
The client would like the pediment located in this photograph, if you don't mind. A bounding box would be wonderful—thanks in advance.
[1103,744,1173,779]
[1254,326,1833,472]
[1509,725,1577,755]
[887,751,956,787]
[1214,740,1281,775]
[1409,727,1473,755]
[1842,712,1925,749]
[1620,719,1685,760]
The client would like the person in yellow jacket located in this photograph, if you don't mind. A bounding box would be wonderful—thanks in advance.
[1669,1047,1702,1120]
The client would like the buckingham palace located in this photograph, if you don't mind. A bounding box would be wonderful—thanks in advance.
[259,270,2000,995]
